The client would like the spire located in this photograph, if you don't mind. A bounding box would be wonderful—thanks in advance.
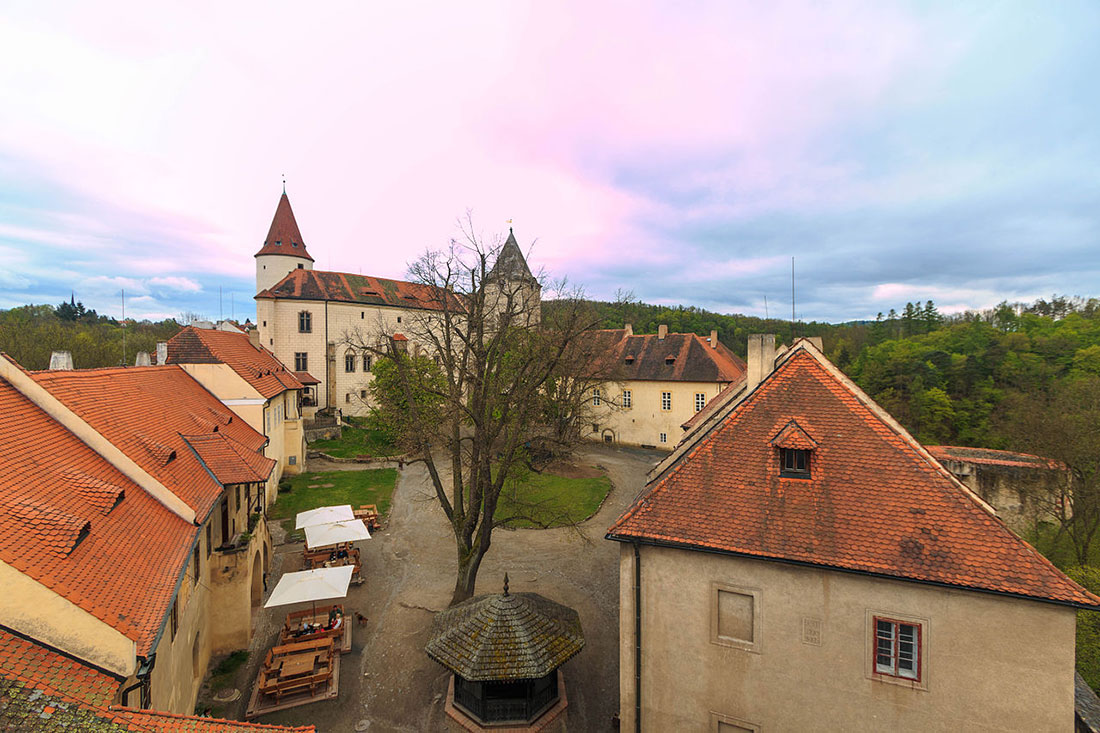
[503,572,510,596]
[254,191,314,261]
[489,228,536,284]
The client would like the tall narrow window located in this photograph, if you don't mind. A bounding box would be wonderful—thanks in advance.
[170,600,178,640]
[592,388,601,406]
[659,432,667,443]
[695,392,707,412]
[298,311,312,333]
[192,545,200,585]
[622,390,632,408]
[294,352,308,371]
[875,618,920,681]
[661,391,672,411]
[363,354,372,372]
[345,352,356,372]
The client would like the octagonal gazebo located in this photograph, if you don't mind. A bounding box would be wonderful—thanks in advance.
[425,575,585,730]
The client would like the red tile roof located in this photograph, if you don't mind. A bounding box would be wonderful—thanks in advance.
[166,327,303,400]
[255,268,458,312]
[608,343,1100,608]
[253,192,313,262]
[292,370,320,385]
[185,432,275,485]
[926,444,1067,471]
[0,628,314,732]
[30,365,268,521]
[0,380,194,655]
[581,329,745,383]
[0,627,120,708]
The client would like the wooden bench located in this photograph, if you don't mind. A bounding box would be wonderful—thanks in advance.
[354,504,381,531]
[303,545,361,576]
[279,605,346,646]
[259,637,336,701]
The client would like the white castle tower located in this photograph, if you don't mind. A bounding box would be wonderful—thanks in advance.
[254,191,314,294]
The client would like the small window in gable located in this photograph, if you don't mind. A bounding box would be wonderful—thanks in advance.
[780,448,811,478]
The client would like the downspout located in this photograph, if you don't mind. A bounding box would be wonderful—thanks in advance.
[633,541,642,733]
[120,653,156,708]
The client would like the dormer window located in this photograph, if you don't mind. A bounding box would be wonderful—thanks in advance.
[780,448,811,478]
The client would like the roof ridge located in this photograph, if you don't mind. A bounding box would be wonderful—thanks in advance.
[108,705,315,731]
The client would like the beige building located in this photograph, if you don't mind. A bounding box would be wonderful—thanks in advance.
[0,353,276,717]
[607,337,1100,732]
[252,191,538,417]
[165,321,308,489]
[582,324,745,449]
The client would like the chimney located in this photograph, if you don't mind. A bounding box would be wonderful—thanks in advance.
[156,342,168,365]
[49,351,74,370]
[746,334,776,392]
[248,329,261,349]
[709,329,718,349]
[805,336,823,351]
[135,351,151,367]
[658,324,668,340]
[624,323,633,337]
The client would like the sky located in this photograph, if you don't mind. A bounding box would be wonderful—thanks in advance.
[1,1,1098,323]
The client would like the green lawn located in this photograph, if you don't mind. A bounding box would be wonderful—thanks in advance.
[309,424,397,460]
[270,468,398,541]
[495,468,612,529]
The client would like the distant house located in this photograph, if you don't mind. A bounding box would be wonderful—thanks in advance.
[582,324,745,448]
[166,321,308,488]
[607,336,1100,731]
[0,353,275,716]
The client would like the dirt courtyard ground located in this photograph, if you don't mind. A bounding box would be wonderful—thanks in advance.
[225,444,658,732]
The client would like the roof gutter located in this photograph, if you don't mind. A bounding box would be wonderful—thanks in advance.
[605,533,1100,611]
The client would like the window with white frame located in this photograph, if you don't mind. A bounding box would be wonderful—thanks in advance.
[622,389,632,408]
[695,392,707,412]
[660,391,672,411]
[874,617,920,681]
[659,432,667,443]
[592,388,601,406]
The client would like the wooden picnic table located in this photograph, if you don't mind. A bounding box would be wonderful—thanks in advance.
[353,504,381,531]
[279,653,317,678]
[303,544,361,578]
[259,637,336,701]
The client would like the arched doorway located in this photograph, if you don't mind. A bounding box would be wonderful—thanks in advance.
[250,552,263,608]
[601,429,615,444]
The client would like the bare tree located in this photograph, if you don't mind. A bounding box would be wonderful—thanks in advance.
[346,221,613,604]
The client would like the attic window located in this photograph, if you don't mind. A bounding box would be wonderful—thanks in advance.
[780,448,811,478]
[665,355,676,364]
[625,354,635,363]
[275,240,281,246]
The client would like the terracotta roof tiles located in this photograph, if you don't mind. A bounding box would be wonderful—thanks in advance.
[253,192,313,262]
[166,327,302,400]
[256,268,458,312]
[608,344,1100,609]
[582,329,745,383]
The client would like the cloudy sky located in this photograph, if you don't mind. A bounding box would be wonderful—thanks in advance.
[1,2,1098,323]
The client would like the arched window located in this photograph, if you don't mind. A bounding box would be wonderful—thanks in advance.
[345,352,356,372]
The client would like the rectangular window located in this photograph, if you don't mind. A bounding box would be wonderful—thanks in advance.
[345,393,351,403]
[875,618,920,680]
[360,390,367,399]
[192,545,200,585]
[592,423,599,433]
[592,388,601,406]
[780,448,811,478]
[345,353,356,372]
[205,524,212,556]
[294,352,308,371]
[661,391,671,411]
[363,355,372,372]
[169,600,178,640]
[695,392,707,412]
[298,311,312,333]
[235,486,241,511]
[659,432,667,443]
[622,390,632,408]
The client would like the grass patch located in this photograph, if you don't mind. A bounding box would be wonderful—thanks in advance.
[271,468,398,540]
[207,650,249,692]
[309,423,397,460]
[495,466,612,529]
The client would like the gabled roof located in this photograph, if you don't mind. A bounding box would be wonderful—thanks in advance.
[0,628,314,732]
[30,366,268,521]
[253,192,313,262]
[185,432,276,485]
[608,342,1100,609]
[167,326,303,399]
[582,329,745,383]
[255,268,459,312]
[0,380,194,655]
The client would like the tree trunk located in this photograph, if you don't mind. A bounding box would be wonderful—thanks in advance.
[451,543,486,606]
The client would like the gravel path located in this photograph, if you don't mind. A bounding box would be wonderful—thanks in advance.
[230,445,658,732]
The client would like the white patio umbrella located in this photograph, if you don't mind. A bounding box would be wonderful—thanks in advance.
[265,565,354,621]
[295,504,355,529]
[305,519,371,550]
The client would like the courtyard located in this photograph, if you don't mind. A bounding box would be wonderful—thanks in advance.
[216,444,657,732]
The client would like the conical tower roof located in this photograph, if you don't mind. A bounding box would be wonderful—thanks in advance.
[488,229,536,284]
[254,192,314,261]
[425,578,584,681]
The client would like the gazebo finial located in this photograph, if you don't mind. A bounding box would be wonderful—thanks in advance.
[503,572,510,596]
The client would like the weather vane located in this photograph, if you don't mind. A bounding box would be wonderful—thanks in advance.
[282,173,286,193]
